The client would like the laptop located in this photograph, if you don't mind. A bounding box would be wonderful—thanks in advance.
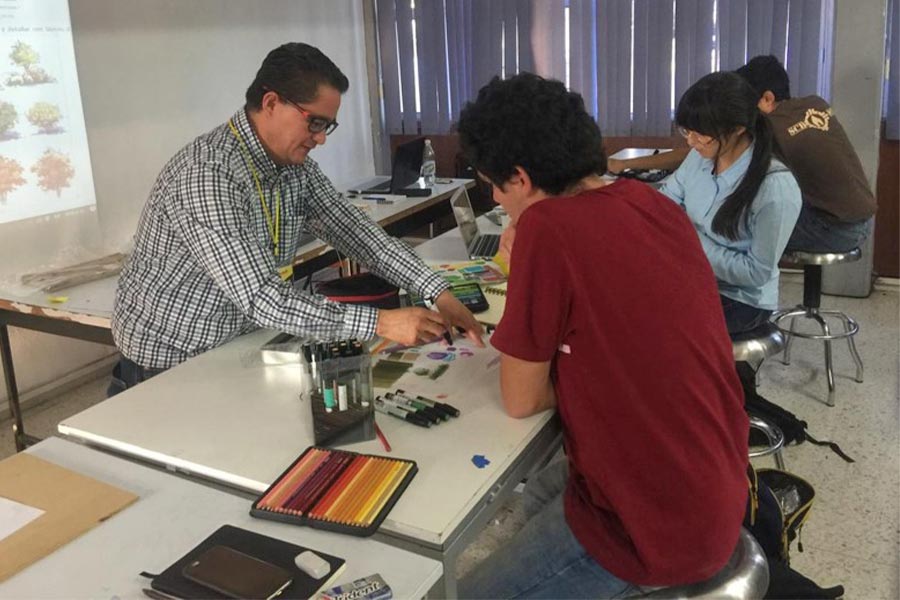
[450,187,501,259]
[350,138,431,197]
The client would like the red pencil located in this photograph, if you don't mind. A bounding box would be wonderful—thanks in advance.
[375,421,392,452]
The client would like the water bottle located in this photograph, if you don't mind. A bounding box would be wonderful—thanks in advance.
[421,139,436,187]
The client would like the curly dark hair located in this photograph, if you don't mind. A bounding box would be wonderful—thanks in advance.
[245,42,349,110]
[456,73,606,195]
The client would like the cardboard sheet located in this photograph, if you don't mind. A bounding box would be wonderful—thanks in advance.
[0,453,137,582]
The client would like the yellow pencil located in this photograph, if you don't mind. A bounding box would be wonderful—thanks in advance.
[323,457,380,522]
[360,462,413,526]
[336,458,392,525]
[354,460,405,525]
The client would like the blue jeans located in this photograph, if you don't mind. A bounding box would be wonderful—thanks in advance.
[458,459,640,599]
[786,205,871,253]
[720,295,771,337]
[106,356,166,398]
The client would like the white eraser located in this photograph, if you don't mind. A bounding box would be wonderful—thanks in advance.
[294,550,331,579]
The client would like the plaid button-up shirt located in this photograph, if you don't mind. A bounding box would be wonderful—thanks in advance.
[112,108,447,369]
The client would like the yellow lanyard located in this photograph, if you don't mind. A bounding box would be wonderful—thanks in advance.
[227,119,281,257]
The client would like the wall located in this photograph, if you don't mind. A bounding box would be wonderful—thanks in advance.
[874,138,899,278]
[1,1,374,410]
[823,0,888,296]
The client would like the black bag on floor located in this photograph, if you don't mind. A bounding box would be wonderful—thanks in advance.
[744,466,845,599]
[741,380,854,463]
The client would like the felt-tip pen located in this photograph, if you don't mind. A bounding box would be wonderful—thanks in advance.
[374,398,431,428]
[422,298,453,345]
[386,392,447,422]
[397,389,460,418]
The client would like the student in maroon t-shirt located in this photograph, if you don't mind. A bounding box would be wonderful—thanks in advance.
[455,73,749,598]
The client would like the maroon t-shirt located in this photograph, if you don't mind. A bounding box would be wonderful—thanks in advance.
[491,178,748,586]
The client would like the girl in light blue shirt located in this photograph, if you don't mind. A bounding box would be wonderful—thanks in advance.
[660,72,801,335]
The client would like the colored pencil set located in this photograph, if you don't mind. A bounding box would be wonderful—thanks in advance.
[251,447,417,536]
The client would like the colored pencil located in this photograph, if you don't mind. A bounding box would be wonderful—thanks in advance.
[309,454,368,518]
[361,462,413,525]
[354,460,405,525]
[258,448,328,510]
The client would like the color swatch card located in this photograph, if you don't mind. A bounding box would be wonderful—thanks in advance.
[429,260,507,286]
[251,447,416,537]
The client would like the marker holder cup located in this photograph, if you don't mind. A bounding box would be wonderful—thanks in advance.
[310,350,375,447]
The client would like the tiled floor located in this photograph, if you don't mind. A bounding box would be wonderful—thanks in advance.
[1,275,897,598]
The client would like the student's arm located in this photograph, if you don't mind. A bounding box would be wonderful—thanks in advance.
[489,213,570,418]
[698,172,802,287]
[499,354,556,418]
[607,147,690,174]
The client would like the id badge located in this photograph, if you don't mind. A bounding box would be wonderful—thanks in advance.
[278,264,294,281]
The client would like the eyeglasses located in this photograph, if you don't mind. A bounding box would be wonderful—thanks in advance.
[265,87,339,135]
[677,126,715,146]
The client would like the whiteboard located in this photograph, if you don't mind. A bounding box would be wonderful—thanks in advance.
[0,0,376,283]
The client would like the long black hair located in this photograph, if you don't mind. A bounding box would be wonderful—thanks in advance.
[675,71,774,240]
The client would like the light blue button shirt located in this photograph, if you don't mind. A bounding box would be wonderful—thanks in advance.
[660,145,801,310]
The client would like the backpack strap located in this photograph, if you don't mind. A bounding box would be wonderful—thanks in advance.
[805,433,856,463]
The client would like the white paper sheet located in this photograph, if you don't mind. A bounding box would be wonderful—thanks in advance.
[0,496,45,542]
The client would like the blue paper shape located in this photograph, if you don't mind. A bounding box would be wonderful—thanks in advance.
[471,454,491,468]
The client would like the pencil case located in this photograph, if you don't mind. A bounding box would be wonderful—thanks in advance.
[250,446,417,537]
[317,273,400,309]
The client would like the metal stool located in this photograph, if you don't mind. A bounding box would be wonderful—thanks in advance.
[732,322,785,388]
[731,324,787,469]
[644,529,769,598]
[749,416,786,470]
[773,249,864,406]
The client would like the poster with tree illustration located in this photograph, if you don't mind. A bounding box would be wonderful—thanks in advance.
[0,156,26,203]
[6,41,56,86]
[0,0,97,224]
[31,149,74,197]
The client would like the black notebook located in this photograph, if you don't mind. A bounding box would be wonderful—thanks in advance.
[148,524,346,599]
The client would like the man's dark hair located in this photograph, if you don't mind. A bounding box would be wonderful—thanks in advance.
[735,55,792,102]
[456,73,606,196]
[245,42,349,110]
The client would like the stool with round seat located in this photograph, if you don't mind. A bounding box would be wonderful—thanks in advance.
[732,322,785,388]
[773,249,864,407]
[643,528,769,599]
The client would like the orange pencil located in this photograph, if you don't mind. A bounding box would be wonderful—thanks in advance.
[350,458,398,524]
[353,460,404,525]
[359,462,413,525]
[330,458,390,524]
[259,448,329,509]
[309,455,367,518]
[321,457,380,522]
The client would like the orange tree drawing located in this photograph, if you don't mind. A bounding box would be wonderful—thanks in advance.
[31,150,74,197]
[7,41,55,86]
[0,102,17,137]
[27,102,62,133]
[0,156,26,202]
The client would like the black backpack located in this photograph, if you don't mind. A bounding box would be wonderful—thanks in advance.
[744,466,845,599]
[742,382,854,463]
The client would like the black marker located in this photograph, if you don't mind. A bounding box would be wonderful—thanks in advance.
[374,398,431,428]
[398,389,460,418]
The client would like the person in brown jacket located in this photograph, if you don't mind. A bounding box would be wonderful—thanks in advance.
[608,55,876,253]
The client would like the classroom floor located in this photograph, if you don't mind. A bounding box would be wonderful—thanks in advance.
[1,275,897,599]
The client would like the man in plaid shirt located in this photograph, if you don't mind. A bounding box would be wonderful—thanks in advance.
[109,43,482,395]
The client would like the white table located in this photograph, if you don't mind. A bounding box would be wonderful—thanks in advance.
[1,181,474,451]
[0,437,442,599]
[58,218,561,597]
